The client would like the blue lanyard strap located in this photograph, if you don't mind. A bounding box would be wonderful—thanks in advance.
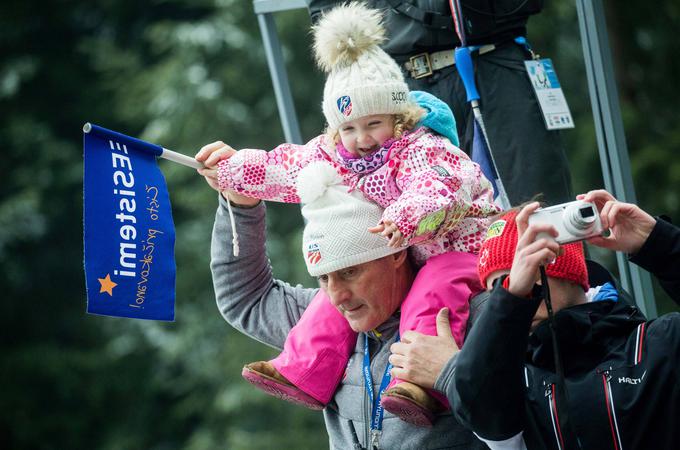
[362,332,400,437]
[514,36,538,59]
[514,36,530,51]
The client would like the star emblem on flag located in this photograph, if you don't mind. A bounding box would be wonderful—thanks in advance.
[98,273,117,296]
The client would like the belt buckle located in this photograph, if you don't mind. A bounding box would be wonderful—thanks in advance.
[408,53,433,79]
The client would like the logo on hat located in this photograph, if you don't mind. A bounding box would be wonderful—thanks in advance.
[485,220,507,240]
[337,96,352,116]
[391,91,407,103]
[307,243,322,265]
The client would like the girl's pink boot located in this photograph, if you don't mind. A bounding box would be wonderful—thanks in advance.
[241,361,325,410]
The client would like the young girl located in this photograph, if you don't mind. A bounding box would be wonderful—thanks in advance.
[197,3,500,427]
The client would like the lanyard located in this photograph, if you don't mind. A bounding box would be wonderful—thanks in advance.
[362,332,399,449]
[514,36,539,60]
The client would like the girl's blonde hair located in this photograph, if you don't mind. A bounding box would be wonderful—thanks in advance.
[327,101,426,143]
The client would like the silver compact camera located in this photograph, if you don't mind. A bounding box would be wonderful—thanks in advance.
[528,200,604,244]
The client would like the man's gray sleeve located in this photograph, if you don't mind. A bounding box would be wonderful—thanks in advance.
[434,290,490,393]
[210,196,318,350]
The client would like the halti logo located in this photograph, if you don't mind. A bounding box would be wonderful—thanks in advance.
[337,96,352,116]
[618,370,646,385]
[307,243,322,265]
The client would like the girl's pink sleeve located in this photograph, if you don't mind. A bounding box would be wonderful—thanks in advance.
[383,138,498,246]
[217,136,331,203]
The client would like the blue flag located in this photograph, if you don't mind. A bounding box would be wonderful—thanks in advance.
[471,119,510,209]
[83,123,176,321]
[471,120,499,197]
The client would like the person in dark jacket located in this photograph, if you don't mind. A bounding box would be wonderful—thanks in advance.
[389,189,680,449]
[307,0,573,206]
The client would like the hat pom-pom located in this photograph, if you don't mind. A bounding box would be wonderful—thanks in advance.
[297,161,344,204]
[312,2,386,72]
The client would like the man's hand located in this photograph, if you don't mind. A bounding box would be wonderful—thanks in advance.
[368,220,404,247]
[388,308,459,389]
[508,202,561,297]
[578,189,656,254]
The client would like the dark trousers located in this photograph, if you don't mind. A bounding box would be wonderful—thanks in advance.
[405,43,574,206]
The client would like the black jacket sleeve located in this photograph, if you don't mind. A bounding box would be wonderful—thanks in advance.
[629,217,680,305]
[449,284,542,441]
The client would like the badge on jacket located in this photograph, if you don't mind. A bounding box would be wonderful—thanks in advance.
[525,59,575,130]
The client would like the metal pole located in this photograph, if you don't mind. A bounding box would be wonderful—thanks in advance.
[575,0,657,317]
[254,1,305,144]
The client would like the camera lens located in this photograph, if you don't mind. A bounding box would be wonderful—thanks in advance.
[579,206,595,218]
[564,202,596,236]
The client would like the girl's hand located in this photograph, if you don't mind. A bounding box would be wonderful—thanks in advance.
[195,141,237,192]
[195,141,237,168]
[197,166,220,192]
[368,220,404,247]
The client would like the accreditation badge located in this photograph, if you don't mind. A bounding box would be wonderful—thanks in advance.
[525,59,575,130]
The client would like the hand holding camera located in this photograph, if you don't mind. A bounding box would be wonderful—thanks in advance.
[502,190,657,297]
[507,200,600,297]
[577,189,656,254]
[528,200,603,245]
[508,202,562,297]
[525,190,656,253]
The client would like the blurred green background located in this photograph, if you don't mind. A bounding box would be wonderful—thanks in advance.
[1,1,678,449]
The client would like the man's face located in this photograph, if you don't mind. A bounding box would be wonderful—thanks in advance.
[485,270,582,331]
[317,253,407,332]
[529,277,585,330]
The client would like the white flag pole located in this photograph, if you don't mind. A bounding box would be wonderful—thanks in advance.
[160,148,204,170]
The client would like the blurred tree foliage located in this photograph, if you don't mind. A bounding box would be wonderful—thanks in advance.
[0,0,677,449]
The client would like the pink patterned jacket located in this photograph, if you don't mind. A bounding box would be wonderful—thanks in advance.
[217,127,500,263]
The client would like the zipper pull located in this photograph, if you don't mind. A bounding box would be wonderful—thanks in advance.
[603,369,612,382]
[371,430,381,450]
[544,383,552,398]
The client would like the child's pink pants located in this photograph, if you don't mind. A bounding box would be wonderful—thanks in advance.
[271,251,482,404]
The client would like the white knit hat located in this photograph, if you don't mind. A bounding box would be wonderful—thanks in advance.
[313,2,410,130]
[298,161,403,276]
